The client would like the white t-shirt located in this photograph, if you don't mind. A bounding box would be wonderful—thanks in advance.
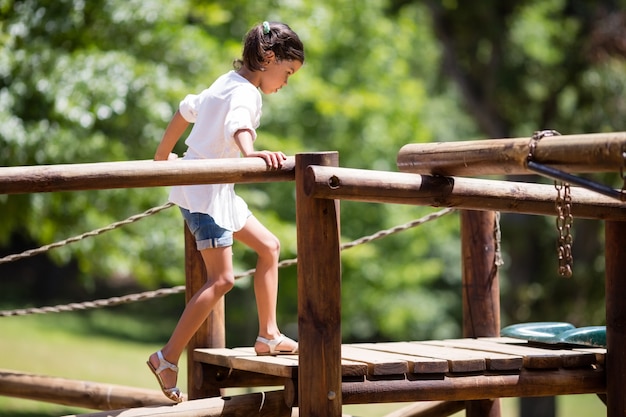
[169,71,262,231]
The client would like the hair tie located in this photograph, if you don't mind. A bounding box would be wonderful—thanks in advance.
[262,21,271,35]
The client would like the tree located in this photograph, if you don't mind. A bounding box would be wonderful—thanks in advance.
[9,0,620,349]
[388,0,626,327]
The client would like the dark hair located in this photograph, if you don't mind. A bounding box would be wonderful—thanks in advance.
[233,22,305,71]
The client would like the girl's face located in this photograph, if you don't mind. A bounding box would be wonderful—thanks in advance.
[258,57,302,95]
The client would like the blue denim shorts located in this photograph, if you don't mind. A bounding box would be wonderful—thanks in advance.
[180,208,234,250]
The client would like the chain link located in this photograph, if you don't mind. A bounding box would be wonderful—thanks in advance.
[621,145,626,193]
[554,181,574,277]
[527,129,560,163]
[528,129,574,277]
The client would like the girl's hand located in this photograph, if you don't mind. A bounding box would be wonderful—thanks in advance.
[247,150,287,169]
[154,152,179,161]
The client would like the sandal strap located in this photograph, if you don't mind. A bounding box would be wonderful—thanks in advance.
[256,334,300,354]
[256,335,286,353]
[155,350,179,375]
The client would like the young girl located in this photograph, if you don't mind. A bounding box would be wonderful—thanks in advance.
[148,21,304,403]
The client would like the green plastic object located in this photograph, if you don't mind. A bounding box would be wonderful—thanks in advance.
[501,322,606,347]
[553,326,606,348]
[501,322,575,343]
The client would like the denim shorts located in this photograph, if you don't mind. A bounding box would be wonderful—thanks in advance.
[180,208,234,250]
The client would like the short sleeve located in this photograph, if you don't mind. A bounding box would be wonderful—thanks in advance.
[179,94,200,123]
[224,87,261,142]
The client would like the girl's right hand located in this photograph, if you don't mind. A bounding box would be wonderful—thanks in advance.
[248,150,287,169]
[154,152,178,161]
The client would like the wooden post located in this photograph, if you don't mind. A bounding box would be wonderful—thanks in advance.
[295,152,342,417]
[185,224,225,400]
[605,220,626,417]
[461,210,501,417]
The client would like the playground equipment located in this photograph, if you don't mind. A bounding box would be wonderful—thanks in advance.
[0,131,624,417]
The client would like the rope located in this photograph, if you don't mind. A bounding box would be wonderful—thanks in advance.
[0,286,185,316]
[0,207,455,317]
[494,212,504,268]
[0,203,175,265]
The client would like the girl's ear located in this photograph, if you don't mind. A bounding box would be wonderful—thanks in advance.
[263,50,276,63]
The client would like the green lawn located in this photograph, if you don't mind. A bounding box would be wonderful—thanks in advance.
[0,312,606,417]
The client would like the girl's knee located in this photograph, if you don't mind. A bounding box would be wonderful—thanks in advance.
[261,235,281,260]
[213,274,235,294]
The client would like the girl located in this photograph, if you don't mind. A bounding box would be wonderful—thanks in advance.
[148,21,304,403]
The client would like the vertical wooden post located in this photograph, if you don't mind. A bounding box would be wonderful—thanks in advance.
[185,224,225,400]
[295,152,342,417]
[460,210,501,417]
[605,220,626,417]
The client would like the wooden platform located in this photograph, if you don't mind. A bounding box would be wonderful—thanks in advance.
[194,337,606,405]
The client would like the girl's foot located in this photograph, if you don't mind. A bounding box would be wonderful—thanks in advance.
[147,351,183,402]
[255,334,298,356]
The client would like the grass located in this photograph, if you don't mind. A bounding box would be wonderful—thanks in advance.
[0,308,186,417]
[0,311,607,417]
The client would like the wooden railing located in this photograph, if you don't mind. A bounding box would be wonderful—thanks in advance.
[1,132,625,417]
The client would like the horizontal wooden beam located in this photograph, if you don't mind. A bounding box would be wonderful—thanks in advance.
[383,401,466,417]
[341,368,605,404]
[0,157,295,195]
[0,368,169,410]
[397,132,626,176]
[304,166,626,220]
[67,390,292,417]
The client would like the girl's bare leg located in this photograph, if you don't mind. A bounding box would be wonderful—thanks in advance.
[235,215,297,353]
[148,245,235,393]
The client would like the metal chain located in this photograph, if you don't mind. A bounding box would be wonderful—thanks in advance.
[528,129,574,277]
[527,129,560,163]
[621,145,626,193]
[554,181,574,277]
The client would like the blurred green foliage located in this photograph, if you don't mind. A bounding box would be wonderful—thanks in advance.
[1,0,625,346]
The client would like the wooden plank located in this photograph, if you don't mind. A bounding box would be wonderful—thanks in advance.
[420,340,522,372]
[349,344,449,374]
[426,338,596,369]
[341,346,409,376]
[573,347,606,365]
[194,348,242,369]
[233,347,369,378]
[498,338,606,363]
[356,342,485,373]
[195,348,297,379]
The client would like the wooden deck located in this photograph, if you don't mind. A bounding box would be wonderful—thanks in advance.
[194,337,606,406]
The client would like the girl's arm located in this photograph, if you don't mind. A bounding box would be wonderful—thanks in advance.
[154,110,189,161]
[234,129,286,169]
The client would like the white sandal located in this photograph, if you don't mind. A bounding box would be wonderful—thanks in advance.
[147,350,183,402]
[255,334,299,356]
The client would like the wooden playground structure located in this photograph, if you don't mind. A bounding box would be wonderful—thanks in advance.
[0,132,625,417]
